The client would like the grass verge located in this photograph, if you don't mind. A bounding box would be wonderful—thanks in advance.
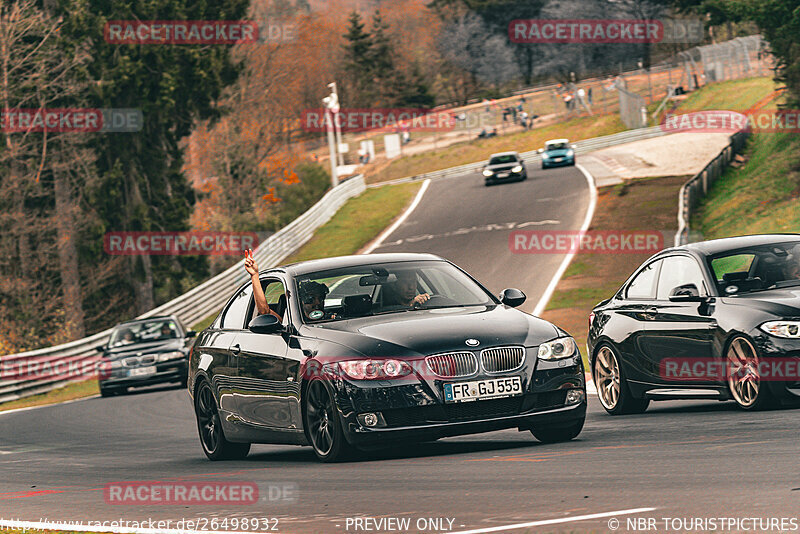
[0,379,98,413]
[692,131,800,237]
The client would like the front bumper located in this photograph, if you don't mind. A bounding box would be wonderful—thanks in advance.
[330,357,586,445]
[485,169,525,183]
[542,156,574,168]
[100,359,187,389]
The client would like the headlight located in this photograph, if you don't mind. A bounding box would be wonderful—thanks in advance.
[156,351,185,362]
[482,169,494,177]
[537,337,577,360]
[760,321,800,338]
[541,153,550,159]
[566,149,574,157]
[511,165,523,173]
[338,359,412,380]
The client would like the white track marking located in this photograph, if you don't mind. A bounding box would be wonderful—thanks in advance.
[361,179,431,254]
[532,163,598,317]
[0,394,100,417]
[447,507,656,534]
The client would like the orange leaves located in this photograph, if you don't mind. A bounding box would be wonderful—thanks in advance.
[262,186,281,204]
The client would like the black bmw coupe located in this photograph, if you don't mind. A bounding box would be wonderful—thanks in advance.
[588,234,800,414]
[188,253,586,462]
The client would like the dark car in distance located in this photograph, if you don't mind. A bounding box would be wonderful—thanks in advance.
[538,139,576,169]
[188,253,586,462]
[97,315,195,397]
[482,152,527,185]
[588,234,800,414]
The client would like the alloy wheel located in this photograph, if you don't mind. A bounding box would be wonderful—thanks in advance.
[594,345,620,410]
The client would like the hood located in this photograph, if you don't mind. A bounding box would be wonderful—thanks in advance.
[104,338,186,359]
[301,305,560,358]
[486,161,521,171]
[721,287,800,318]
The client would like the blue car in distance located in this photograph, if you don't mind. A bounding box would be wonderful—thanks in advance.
[539,139,576,169]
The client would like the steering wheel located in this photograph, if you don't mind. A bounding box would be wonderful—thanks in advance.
[414,294,458,308]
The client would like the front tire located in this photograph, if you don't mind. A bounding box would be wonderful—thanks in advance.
[726,336,774,410]
[303,379,356,462]
[530,417,585,443]
[593,344,649,415]
[194,381,250,460]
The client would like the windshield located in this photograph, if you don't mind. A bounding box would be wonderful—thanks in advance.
[546,141,569,150]
[488,154,518,165]
[295,260,496,322]
[709,241,800,294]
[109,319,180,347]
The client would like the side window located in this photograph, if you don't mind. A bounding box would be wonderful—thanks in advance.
[656,256,706,299]
[710,254,755,281]
[221,285,252,330]
[626,260,661,299]
[248,279,288,326]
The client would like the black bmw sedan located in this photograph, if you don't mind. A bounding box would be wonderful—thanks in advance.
[588,234,800,414]
[188,253,586,462]
[97,315,196,397]
[482,152,527,185]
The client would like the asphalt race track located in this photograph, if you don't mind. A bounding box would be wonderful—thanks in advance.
[1,166,798,533]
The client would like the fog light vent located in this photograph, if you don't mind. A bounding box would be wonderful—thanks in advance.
[357,412,386,427]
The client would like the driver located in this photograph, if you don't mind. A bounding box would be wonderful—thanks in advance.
[298,281,330,320]
[784,245,800,279]
[159,323,175,339]
[386,270,430,308]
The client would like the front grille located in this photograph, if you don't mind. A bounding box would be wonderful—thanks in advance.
[481,346,525,373]
[425,352,478,378]
[122,355,156,368]
[443,396,523,421]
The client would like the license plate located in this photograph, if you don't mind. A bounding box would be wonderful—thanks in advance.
[497,172,509,178]
[129,366,156,377]
[443,376,522,403]
[553,157,563,162]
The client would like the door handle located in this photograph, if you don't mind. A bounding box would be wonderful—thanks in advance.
[644,307,658,320]
[230,344,241,356]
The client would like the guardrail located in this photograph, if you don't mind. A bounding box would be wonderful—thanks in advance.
[674,130,750,247]
[0,175,366,404]
[368,125,667,187]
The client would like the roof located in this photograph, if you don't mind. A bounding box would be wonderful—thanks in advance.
[488,151,519,157]
[278,253,444,276]
[114,315,177,326]
[672,234,800,257]
[545,138,569,144]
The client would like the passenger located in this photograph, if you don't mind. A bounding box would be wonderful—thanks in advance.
[119,329,136,345]
[385,270,430,308]
[784,245,800,279]
[244,249,283,322]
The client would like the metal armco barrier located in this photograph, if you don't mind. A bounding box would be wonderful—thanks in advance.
[369,125,667,188]
[675,131,750,246]
[0,175,366,404]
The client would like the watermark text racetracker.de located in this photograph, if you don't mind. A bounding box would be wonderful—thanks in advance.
[661,358,800,382]
[104,231,259,256]
[1,109,142,133]
[509,18,703,44]
[509,230,664,254]
[301,108,492,133]
[661,109,800,133]
[103,481,297,506]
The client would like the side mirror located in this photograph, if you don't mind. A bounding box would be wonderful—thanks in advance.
[537,148,544,154]
[185,330,197,338]
[571,144,577,149]
[248,313,282,334]
[500,288,527,308]
[668,283,705,302]
[95,345,106,353]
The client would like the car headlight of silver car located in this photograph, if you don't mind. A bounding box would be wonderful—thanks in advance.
[156,351,185,362]
[511,165,523,173]
[760,321,800,338]
[538,337,578,360]
[482,169,494,177]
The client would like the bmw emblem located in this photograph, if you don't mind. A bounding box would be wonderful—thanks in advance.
[465,338,480,347]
